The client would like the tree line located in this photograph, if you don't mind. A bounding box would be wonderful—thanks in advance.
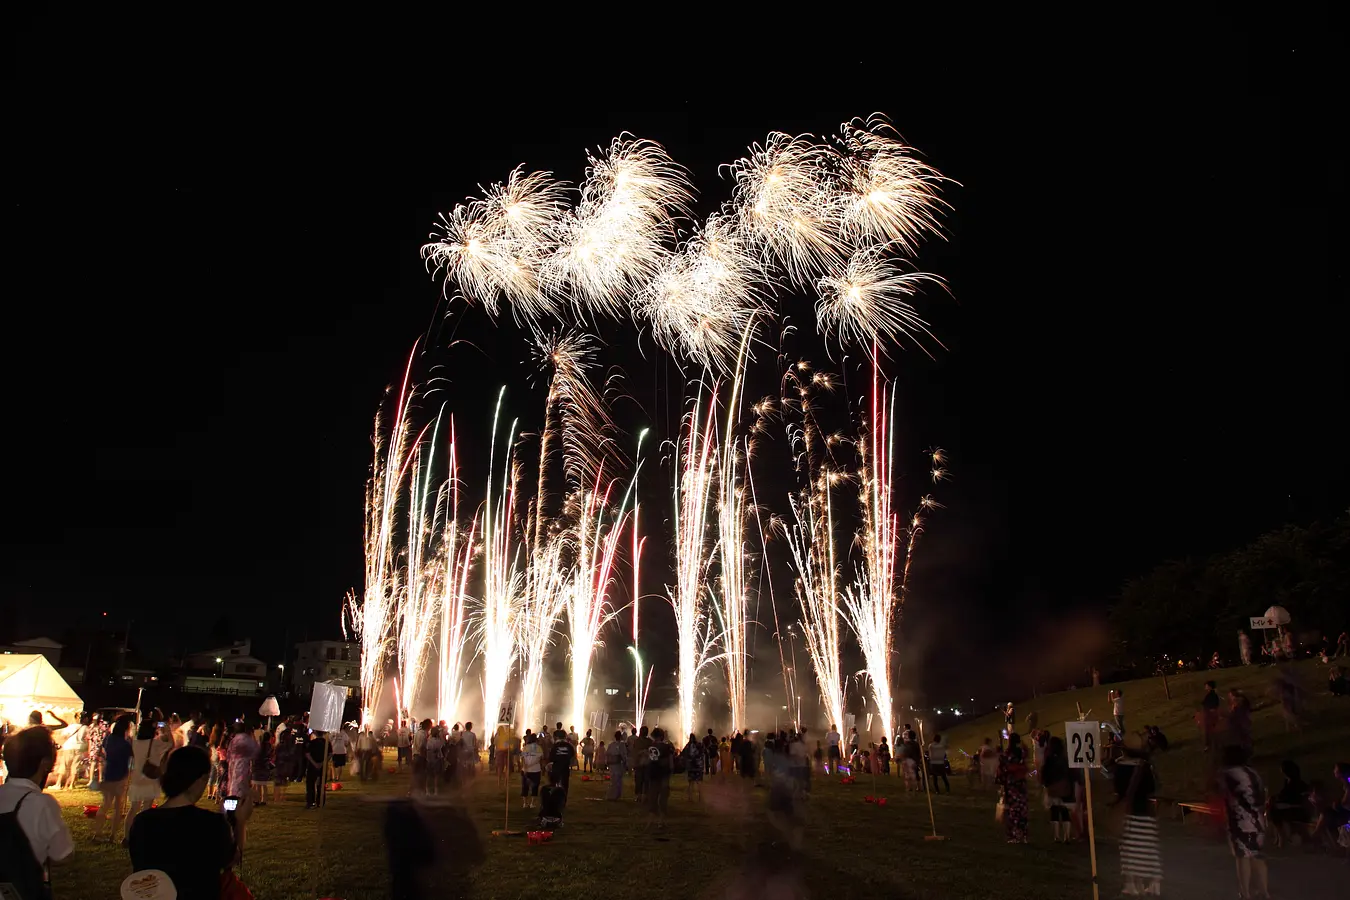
[1108,512,1350,674]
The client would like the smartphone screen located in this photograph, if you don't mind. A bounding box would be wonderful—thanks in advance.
[222,798,238,812]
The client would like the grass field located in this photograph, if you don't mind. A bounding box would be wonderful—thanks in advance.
[45,658,1348,899]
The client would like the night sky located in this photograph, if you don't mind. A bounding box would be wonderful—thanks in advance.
[6,13,1344,711]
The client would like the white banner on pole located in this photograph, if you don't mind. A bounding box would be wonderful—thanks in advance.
[308,682,346,733]
[1249,616,1277,630]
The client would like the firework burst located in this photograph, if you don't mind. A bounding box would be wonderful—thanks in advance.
[421,167,570,326]
[548,137,693,320]
[815,244,943,352]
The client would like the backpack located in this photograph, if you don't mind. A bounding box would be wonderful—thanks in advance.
[0,793,49,900]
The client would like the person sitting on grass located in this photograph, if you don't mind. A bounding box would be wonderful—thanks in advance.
[1267,759,1312,848]
[128,745,235,900]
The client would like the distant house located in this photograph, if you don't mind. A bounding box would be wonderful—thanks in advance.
[0,636,64,668]
[178,640,269,696]
[292,640,360,699]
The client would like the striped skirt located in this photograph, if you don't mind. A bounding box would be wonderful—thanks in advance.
[1121,814,1163,889]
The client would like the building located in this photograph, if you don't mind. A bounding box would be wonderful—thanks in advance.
[291,640,360,699]
[178,639,269,696]
[0,636,63,667]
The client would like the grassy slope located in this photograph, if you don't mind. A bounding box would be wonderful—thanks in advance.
[939,658,1348,800]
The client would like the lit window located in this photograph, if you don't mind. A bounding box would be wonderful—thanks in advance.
[604,688,619,696]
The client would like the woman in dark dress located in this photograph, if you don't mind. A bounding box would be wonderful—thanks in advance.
[998,732,1029,843]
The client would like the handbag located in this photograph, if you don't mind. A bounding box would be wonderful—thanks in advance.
[141,743,164,780]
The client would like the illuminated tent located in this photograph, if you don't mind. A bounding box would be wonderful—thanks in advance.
[0,654,84,726]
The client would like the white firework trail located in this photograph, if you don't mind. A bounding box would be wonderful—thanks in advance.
[781,362,846,734]
[436,419,476,724]
[710,329,756,732]
[344,349,418,728]
[395,415,444,719]
[670,386,721,739]
[477,387,521,731]
[565,465,637,731]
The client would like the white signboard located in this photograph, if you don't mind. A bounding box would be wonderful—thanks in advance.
[308,681,346,733]
[1249,616,1277,630]
[497,700,515,726]
[1065,721,1099,769]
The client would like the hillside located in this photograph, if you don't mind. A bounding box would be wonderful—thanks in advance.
[940,658,1347,800]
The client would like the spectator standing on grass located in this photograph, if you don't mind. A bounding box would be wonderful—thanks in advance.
[460,722,478,779]
[581,729,595,773]
[632,726,653,802]
[223,721,257,859]
[548,728,575,792]
[979,737,999,789]
[702,729,718,776]
[1200,681,1221,751]
[304,729,329,810]
[605,730,629,800]
[825,724,841,774]
[1228,689,1254,754]
[681,733,704,801]
[0,726,75,899]
[646,727,674,824]
[1239,630,1253,666]
[125,715,172,843]
[998,732,1029,843]
[395,720,411,772]
[94,714,134,843]
[1110,689,1125,733]
[519,733,542,809]
[1040,736,1073,843]
[53,713,89,791]
[129,745,235,900]
[1114,735,1162,896]
[252,731,275,806]
[927,734,951,793]
[329,726,349,778]
[85,713,108,790]
[1218,745,1270,900]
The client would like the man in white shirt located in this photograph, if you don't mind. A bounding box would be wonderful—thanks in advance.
[396,721,412,772]
[0,726,75,896]
[825,725,842,774]
[926,733,950,793]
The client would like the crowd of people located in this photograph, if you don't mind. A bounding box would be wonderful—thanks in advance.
[0,706,356,898]
[2,651,1347,899]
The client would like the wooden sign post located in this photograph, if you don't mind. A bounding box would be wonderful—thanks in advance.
[1065,720,1100,900]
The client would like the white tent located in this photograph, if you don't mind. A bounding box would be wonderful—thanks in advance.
[0,654,84,726]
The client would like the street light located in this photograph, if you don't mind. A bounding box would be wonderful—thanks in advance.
[215,657,223,680]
